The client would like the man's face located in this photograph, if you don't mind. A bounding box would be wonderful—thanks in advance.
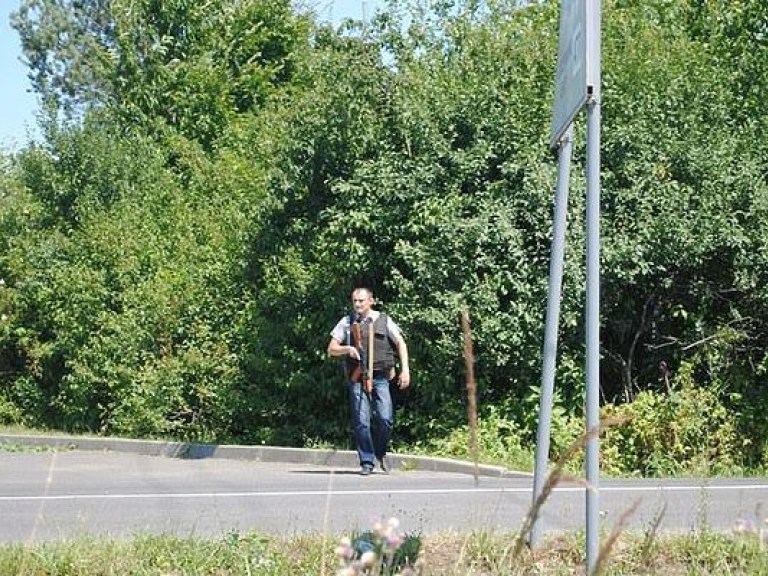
[352,289,373,317]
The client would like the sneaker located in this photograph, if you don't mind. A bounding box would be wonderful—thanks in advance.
[360,464,374,476]
[378,456,391,474]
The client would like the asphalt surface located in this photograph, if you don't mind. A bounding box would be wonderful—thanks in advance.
[0,433,528,543]
[2,434,767,544]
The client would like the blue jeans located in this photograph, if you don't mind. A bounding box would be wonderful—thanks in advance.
[347,377,393,468]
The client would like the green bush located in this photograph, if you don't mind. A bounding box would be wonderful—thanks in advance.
[601,363,740,477]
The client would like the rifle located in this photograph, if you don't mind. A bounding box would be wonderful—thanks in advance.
[350,319,373,393]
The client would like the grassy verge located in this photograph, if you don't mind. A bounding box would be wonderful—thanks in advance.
[2,529,767,575]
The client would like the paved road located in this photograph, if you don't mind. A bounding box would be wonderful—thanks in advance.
[1,450,766,543]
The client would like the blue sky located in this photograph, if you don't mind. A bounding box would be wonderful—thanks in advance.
[0,0,383,151]
[1,0,39,151]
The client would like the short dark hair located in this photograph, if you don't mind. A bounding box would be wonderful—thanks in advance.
[352,287,373,299]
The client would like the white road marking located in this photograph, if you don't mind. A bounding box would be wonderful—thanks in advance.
[1,483,766,502]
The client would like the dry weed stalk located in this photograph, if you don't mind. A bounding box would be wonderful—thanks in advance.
[638,503,667,567]
[593,498,641,575]
[513,415,631,560]
[460,307,479,485]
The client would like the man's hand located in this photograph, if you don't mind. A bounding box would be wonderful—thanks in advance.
[398,369,411,389]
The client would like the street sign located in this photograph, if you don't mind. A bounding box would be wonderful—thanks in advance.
[550,0,586,149]
[536,3,603,574]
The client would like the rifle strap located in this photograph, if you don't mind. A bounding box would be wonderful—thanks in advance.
[367,317,374,383]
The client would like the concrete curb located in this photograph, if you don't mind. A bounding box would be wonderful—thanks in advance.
[0,433,530,478]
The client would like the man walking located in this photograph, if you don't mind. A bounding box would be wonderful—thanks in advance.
[328,287,411,475]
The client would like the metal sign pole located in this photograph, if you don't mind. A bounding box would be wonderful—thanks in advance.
[585,92,601,574]
[540,1,601,569]
[584,0,602,572]
[529,124,573,547]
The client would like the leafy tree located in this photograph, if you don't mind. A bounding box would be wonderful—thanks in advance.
[12,0,310,147]
[3,0,768,472]
[11,0,113,116]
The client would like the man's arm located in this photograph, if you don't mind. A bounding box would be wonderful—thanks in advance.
[394,335,410,388]
[328,338,360,361]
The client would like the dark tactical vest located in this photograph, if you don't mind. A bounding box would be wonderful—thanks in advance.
[345,313,397,378]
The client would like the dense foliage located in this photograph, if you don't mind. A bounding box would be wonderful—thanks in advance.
[1,0,767,475]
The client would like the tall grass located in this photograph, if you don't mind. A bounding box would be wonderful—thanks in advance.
[1,529,766,575]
